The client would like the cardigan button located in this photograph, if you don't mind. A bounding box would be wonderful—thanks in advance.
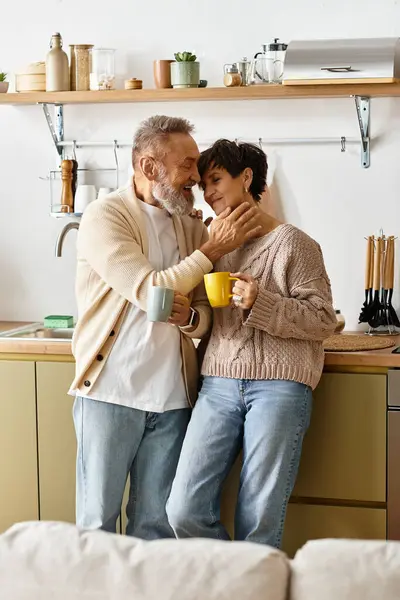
[84,380,91,387]
[97,354,103,361]
[110,330,115,337]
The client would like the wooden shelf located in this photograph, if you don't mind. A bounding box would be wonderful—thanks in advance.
[2,83,400,105]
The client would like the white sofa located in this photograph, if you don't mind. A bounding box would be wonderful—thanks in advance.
[1,521,400,600]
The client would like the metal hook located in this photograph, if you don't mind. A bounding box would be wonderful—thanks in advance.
[259,137,263,150]
[72,140,77,162]
[340,136,346,153]
[113,140,119,188]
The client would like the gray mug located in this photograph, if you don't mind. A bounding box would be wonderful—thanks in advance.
[147,286,174,322]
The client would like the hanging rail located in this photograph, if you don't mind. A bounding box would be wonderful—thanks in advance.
[41,95,370,167]
[55,137,359,150]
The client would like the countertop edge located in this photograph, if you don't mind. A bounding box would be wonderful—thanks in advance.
[0,322,399,368]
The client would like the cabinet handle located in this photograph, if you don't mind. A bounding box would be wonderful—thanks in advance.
[321,66,358,73]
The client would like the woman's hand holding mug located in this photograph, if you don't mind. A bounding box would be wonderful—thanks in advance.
[231,272,258,310]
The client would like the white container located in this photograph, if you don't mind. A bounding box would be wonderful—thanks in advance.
[283,37,400,85]
[74,185,97,214]
[90,48,116,90]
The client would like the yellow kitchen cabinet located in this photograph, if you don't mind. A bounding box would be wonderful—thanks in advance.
[0,361,38,532]
[293,373,387,503]
[221,463,387,549]
[221,372,387,542]
[282,503,387,558]
[36,361,76,523]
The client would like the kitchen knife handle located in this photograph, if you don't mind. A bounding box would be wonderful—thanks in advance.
[369,237,375,290]
[389,237,395,290]
[373,237,382,292]
[383,238,391,290]
[365,236,372,289]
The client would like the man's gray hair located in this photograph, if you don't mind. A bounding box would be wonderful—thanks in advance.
[132,115,195,166]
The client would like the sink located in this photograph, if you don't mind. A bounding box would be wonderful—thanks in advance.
[0,322,74,341]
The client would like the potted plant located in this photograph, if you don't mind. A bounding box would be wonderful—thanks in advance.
[170,52,200,88]
[0,72,8,93]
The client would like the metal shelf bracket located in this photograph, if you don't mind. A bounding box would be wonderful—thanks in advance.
[42,103,64,159]
[354,96,370,168]
[41,98,371,168]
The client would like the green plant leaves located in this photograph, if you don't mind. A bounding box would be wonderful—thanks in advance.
[173,52,196,62]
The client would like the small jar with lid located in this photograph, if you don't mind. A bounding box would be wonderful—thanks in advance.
[223,64,242,87]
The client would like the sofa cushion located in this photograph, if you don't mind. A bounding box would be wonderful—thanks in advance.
[291,538,400,600]
[0,521,289,600]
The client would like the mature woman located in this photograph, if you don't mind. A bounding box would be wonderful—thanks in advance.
[167,139,337,548]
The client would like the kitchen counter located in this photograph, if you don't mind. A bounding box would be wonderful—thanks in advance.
[0,321,72,356]
[0,321,399,368]
[324,335,400,369]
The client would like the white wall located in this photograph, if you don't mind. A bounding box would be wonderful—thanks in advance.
[1,0,400,329]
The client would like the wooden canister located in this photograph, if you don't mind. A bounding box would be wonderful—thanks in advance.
[124,78,143,90]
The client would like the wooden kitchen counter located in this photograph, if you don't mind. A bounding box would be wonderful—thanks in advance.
[0,321,399,368]
[324,334,400,369]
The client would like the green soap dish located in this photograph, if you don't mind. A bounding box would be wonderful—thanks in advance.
[44,315,74,329]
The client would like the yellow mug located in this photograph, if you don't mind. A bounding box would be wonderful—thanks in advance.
[204,272,239,308]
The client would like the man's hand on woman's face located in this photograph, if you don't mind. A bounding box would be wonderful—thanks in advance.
[209,204,262,254]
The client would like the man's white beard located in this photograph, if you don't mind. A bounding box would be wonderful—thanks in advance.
[152,171,194,216]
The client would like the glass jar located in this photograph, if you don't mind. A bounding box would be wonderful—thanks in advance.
[71,44,93,91]
[236,57,252,86]
[223,64,241,87]
[90,48,116,91]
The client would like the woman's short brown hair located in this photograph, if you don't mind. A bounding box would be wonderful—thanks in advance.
[198,139,268,201]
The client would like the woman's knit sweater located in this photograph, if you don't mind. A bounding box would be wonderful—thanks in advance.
[201,224,337,390]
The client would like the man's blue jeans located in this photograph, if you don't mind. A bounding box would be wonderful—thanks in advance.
[74,396,190,538]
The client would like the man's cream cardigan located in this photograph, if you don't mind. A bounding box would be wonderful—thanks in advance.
[69,181,213,406]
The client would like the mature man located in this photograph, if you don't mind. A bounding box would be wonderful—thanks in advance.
[69,115,261,539]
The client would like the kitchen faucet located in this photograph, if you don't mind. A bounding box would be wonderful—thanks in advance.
[55,221,80,257]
